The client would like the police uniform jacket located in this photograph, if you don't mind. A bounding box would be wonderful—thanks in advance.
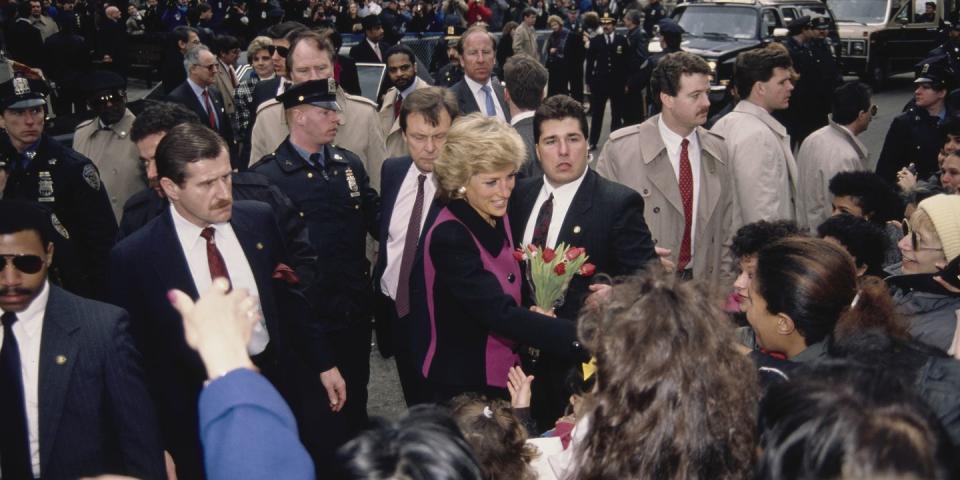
[0,132,118,298]
[73,109,146,221]
[248,87,388,189]
[251,139,380,328]
[876,106,944,183]
[586,32,629,92]
[625,27,649,92]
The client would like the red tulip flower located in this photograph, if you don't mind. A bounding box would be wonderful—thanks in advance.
[513,250,525,262]
[579,263,596,277]
[554,262,566,275]
[542,248,556,262]
[565,247,584,261]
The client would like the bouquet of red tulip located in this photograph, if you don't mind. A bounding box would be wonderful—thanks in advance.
[513,243,596,311]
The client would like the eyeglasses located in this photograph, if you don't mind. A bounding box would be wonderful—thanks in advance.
[266,45,289,58]
[0,255,44,274]
[198,63,219,71]
[902,217,943,252]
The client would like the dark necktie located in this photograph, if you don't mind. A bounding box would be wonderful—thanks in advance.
[678,138,693,271]
[395,174,426,318]
[394,93,403,120]
[202,89,217,129]
[0,311,33,479]
[531,193,554,248]
[200,227,232,285]
[309,152,325,169]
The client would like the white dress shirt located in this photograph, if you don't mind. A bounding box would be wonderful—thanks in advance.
[170,205,269,354]
[658,115,701,257]
[464,75,507,122]
[521,167,590,249]
[381,164,437,298]
[187,78,218,128]
[0,280,49,478]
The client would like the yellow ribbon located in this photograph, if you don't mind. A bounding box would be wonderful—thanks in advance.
[582,357,597,382]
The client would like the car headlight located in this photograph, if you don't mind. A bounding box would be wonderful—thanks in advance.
[706,60,717,73]
[850,40,866,56]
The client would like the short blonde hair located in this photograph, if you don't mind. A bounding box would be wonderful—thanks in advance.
[547,15,563,27]
[434,113,524,202]
[246,36,273,60]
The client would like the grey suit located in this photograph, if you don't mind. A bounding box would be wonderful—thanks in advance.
[596,115,736,288]
[450,77,511,122]
[511,114,542,179]
[32,284,163,479]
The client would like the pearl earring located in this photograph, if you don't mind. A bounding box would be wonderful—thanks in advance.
[457,186,467,195]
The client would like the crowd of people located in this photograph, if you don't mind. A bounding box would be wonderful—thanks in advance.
[4,0,960,479]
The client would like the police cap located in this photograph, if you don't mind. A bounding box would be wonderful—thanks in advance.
[362,14,382,30]
[0,76,49,111]
[787,15,812,34]
[599,11,615,24]
[79,70,127,99]
[811,16,831,30]
[658,18,684,35]
[278,78,342,111]
[915,55,952,88]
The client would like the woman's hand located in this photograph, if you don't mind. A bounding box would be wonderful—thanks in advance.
[897,167,917,191]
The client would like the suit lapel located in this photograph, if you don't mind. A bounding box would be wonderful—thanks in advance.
[151,210,199,299]
[37,286,81,474]
[512,177,544,242]
[638,118,684,215]
[557,170,595,247]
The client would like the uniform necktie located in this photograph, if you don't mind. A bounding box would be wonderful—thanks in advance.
[0,311,33,479]
[481,84,497,117]
[202,89,217,129]
[531,193,554,248]
[607,34,613,44]
[394,93,403,120]
[200,227,232,285]
[395,174,427,318]
[677,138,693,271]
[309,152,325,169]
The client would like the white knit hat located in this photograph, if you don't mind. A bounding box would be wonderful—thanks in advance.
[917,194,960,261]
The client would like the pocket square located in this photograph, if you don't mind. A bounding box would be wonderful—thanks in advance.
[272,263,300,285]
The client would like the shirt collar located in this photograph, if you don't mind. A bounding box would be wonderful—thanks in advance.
[657,115,698,153]
[447,198,509,255]
[464,75,492,96]
[7,280,49,335]
[169,203,228,250]
[791,340,828,363]
[510,110,535,126]
[187,77,207,98]
[399,77,420,99]
[542,163,588,196]
[290,141,322,167]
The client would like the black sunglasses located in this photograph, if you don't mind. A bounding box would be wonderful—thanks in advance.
[266,45,289,58]
[0,255,44,274]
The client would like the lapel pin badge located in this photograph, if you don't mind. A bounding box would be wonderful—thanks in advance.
[55,355,67,365]
[256,242,264,250]
[573,226,582,234]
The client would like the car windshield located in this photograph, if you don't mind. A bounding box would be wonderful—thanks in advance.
[827,0,888,24]
[676,6,757,40]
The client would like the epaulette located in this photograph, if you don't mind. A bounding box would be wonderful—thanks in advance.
[343,92,378,109]
[607,124,643,142]
[256,98,281,115]
[232,170,271,186]
[249,151,277,170]
[700,128,725,141]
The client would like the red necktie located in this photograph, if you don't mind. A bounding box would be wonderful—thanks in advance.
[202,89,217,129]
[394,93,403,120]
[678,138,693,271]
[200,227,231,284]
[395,174,426,318]
[531,193,554,248]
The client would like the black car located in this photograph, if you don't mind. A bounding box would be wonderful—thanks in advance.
[657,0,840,113]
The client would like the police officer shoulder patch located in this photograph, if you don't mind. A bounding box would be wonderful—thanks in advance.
[50,213,70,239]
[82,164,101,191]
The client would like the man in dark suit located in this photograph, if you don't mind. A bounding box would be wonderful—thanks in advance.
[373,87,457,406]
[450,26,510,122]
[350,15,389,64]
[160,26,200,94]
[0,200,163,479]
[108,123,345,479]
[508,95,658,429]
[6,2,44,68]
[586,12,629,149]
[166,45,239,168]
[503,54,547,179]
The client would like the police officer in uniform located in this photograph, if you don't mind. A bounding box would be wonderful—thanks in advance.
[565,11,588,103]
[928,20,960,83]
[623,8,649,126]
[586,11,629,149]
[779,16,823,148]
[642,0,665,37]
[0,76,117,299]
[809,16,843,117]
[435,31,465,88]
[72,70,146,222]
[876,56,952,183]
[251,78,380,441]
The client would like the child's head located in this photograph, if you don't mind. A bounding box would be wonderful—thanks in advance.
[449,395,538,480]
[563,360,597,418]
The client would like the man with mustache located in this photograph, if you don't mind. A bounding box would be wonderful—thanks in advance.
[118,101,319,301]
[72,70,146,222]
[712,46,804,231]
[108,122,345,478]
[0,199,163,479]
[379,44,431,159]
[597,52,735,286]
